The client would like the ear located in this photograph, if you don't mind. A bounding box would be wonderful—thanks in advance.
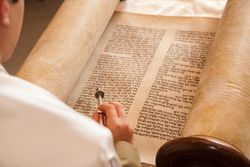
[0,0,10,26]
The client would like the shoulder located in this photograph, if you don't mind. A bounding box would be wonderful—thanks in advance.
[0,72,120,167]
[0,71,111,141]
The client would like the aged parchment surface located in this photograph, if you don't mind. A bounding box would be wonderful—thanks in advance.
[17,0,120,101]
[183,0,250,160]
[17,0,250,166]
[67,12,219,165]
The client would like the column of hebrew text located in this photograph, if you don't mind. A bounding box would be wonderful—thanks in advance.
[67,12,219,165]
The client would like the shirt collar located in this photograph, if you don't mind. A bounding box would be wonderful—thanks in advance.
[0,64,7,73]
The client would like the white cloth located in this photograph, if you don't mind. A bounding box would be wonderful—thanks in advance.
[0,65,121,167]
[0,64,6,73]
[117,0,227,18]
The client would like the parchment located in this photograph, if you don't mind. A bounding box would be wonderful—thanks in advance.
[17,0,119,101]
[67,12,219,165]
[183,0,250,159]
[16,0,250,166]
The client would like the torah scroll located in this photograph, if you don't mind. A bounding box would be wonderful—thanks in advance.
[16,0,250,166]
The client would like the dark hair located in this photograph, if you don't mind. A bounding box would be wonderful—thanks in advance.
[12,0,19,3]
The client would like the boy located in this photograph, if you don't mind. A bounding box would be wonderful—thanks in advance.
[0,0,141,166]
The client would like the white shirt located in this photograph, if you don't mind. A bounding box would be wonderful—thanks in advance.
[0,65,121,167]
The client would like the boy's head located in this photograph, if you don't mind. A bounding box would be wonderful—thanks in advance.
[0,0,24,63]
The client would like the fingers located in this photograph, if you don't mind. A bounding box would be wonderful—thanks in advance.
[94,101,124,125]
[92,111,100,123]
[98,102,126,118]
[108,102,126,118]
[97,101,133,143]
[98,102,118,118]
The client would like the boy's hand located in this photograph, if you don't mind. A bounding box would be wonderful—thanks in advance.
[92,102,133,144]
